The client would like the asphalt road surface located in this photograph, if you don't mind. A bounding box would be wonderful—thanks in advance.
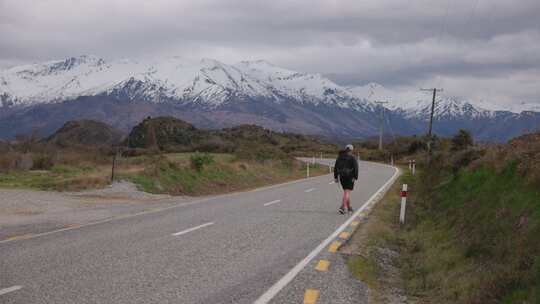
[0,159,397,304]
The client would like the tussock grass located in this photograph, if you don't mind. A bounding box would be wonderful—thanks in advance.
[121,153,327,196]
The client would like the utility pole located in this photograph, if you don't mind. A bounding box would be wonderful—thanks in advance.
[420,88,443,154]
[374,101,388,150]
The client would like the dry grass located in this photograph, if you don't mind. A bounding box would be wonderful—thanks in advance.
[345,169,414,304]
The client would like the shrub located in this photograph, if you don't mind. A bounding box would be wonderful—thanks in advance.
[0,152,19,172]
[190,152,214,172]
[451,129,473,151]
[31,153,54,170]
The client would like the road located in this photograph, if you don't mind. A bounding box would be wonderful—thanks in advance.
[0,159,397,304]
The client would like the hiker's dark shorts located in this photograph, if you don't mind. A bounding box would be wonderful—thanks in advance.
[340,177,355,190]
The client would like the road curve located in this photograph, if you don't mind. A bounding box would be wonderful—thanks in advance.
[0,160,396,304]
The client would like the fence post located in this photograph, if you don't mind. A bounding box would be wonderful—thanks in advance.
[408,160,412,171]
[400,184,408,224]
[391,154,394,166]
[328,165,332,174]
[307,163,310,178]
[412,160,416,175]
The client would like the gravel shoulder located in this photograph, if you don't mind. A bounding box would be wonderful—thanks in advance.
[0,181,189,240]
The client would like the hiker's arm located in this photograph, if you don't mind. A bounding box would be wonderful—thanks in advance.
[353,157,359,180]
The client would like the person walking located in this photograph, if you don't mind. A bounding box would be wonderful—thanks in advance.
[334,144,359,214]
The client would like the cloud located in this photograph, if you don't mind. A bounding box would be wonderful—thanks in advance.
[0,0,539,106]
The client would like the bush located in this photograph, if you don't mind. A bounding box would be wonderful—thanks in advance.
[31,153,54,170]
[190,152,214,172]
[0,152,19,172]
[451,129,473,151]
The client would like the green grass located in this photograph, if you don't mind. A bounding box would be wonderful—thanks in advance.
[400,162,540,303]
[0,164,107,191]
[123,153,328,196]
[0,152,328,195]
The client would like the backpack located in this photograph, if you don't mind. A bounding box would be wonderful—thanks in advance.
[336,156,354,178]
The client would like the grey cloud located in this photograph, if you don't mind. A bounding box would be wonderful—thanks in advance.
[0,0,539,106]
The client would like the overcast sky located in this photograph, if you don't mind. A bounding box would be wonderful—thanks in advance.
[1,0,539,107]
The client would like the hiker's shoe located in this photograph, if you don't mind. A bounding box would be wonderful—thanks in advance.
[338,207,346,215]
[348,207,354,213]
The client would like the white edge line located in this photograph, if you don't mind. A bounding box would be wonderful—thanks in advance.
[172,222,214,237]
[328,181,335,184]
[253,165,400,304]
[0,285,23,296]
[304,188,316,193]
[263,200,282,207]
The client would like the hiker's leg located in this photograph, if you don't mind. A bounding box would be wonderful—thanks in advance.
[346,190,352,209]
[343,190,351,209]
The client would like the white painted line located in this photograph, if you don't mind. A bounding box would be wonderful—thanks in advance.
[253,166,400,304]
[172,222,214,237]
[304,188,316,193]
[0,286,22,296]
[264,199,282,207]
[329,181,335,184]
[0,173,334,245]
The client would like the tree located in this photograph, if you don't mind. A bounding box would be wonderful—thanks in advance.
[451,129,473,151]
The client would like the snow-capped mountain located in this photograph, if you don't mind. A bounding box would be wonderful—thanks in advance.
[347,83,496,120]
[1,55,539,141]
[347,82,540,118]
[0,55,372,111]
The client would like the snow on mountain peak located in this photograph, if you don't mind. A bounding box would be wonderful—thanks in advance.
[1,56,376,110]
[345,83,538,118]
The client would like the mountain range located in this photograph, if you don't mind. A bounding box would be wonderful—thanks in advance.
[1,55,538,141]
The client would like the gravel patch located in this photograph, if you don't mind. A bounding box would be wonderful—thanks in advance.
[0,181,188,240]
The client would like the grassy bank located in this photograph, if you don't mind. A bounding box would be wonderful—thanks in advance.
[347,134,540,303]
[400,162,540,303]
[120,153,328,196]
[0,153,328,195]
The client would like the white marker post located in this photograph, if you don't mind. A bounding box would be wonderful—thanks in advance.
[312,156,315,165]
[412,160,416,175]
[399,184,408,224]
[408,160,412,171]
[307,163,310,178]
[390,154,394,166]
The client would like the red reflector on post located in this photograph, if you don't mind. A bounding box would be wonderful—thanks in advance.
[400,191,407,197]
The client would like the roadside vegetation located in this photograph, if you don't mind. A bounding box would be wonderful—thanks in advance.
[347,130,540,303]
[0,117,334,195]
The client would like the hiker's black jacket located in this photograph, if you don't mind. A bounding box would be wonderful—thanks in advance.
[334,152,359,180]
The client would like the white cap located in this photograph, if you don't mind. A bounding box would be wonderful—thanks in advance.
[345,144,354,151]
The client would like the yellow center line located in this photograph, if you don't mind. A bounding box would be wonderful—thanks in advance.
[315,260,330,272]
[304,289,320,304]
[5,234,33,241]
[328,240,341,253]
[338,232,350,239]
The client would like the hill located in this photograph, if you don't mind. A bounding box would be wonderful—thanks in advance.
[46,119,123,148]
[125,116,337,156]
